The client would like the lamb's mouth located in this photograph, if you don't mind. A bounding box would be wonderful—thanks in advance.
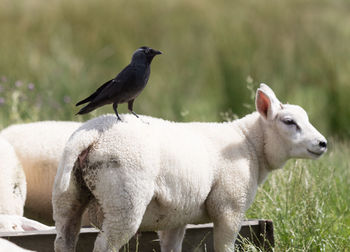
[307,149,324,156]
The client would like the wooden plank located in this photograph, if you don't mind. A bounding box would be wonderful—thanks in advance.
[0,220,274,251]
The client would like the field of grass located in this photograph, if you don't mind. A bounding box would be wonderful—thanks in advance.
[1,0,350,251]
[1,0,350,136]
[246,140,350,251]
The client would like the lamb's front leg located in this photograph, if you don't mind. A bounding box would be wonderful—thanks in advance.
[206,187,245,252]
[158,226,186,252]
[212,211,244,252]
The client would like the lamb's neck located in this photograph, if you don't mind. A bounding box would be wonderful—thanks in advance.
[234,112,284,184]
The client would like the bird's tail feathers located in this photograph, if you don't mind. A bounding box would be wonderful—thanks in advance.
[76,79,113,106]
[76,103,97,115]
[76,95,95,106]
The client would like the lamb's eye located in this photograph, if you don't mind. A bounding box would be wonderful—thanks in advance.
[282,118,296,126]
[282,118,301,131]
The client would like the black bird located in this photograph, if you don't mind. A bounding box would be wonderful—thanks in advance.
[76,46,162,120]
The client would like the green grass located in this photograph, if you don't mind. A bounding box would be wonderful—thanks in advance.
[246,140,350,251]
[1,0,350,136]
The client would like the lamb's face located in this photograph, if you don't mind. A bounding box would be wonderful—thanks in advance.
[273,104,327,159]
[256,83,327,162]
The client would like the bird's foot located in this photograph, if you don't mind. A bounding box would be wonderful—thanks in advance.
[130,111,139,118]
[130,110,148,124]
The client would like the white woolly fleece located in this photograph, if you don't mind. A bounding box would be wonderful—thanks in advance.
[0,137,25,216]
[0,121,81,223]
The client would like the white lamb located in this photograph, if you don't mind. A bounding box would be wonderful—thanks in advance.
[0,137,25,216]
[53,84,327,252]
[0,138,49,251]
[0,121,81,224]
[0,122,81,252]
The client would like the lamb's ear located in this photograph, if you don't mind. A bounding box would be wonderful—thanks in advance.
[255,83,282,120]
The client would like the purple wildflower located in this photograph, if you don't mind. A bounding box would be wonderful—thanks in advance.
[1,76,7,83]
[0,97,5,105]
[28,83,35,90]
[15,81,23,87]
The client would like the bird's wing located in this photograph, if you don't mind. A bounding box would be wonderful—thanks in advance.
[94,65,137,100]
[76,64,138,107]
[75,79,115,106]
[91,79,123,102]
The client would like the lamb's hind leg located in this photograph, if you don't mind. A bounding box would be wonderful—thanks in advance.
[53,181,90,252]
[158,226,186,252]
[92,168,154,252]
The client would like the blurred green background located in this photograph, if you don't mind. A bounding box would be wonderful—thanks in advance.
[1,1,350,251]
[0,0,350,136]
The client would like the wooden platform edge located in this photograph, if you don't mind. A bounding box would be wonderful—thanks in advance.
[0,219,274,251]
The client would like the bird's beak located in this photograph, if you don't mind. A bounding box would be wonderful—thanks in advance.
[154,50,162,55]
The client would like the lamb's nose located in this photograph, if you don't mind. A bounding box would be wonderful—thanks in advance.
[319,140,327,149]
